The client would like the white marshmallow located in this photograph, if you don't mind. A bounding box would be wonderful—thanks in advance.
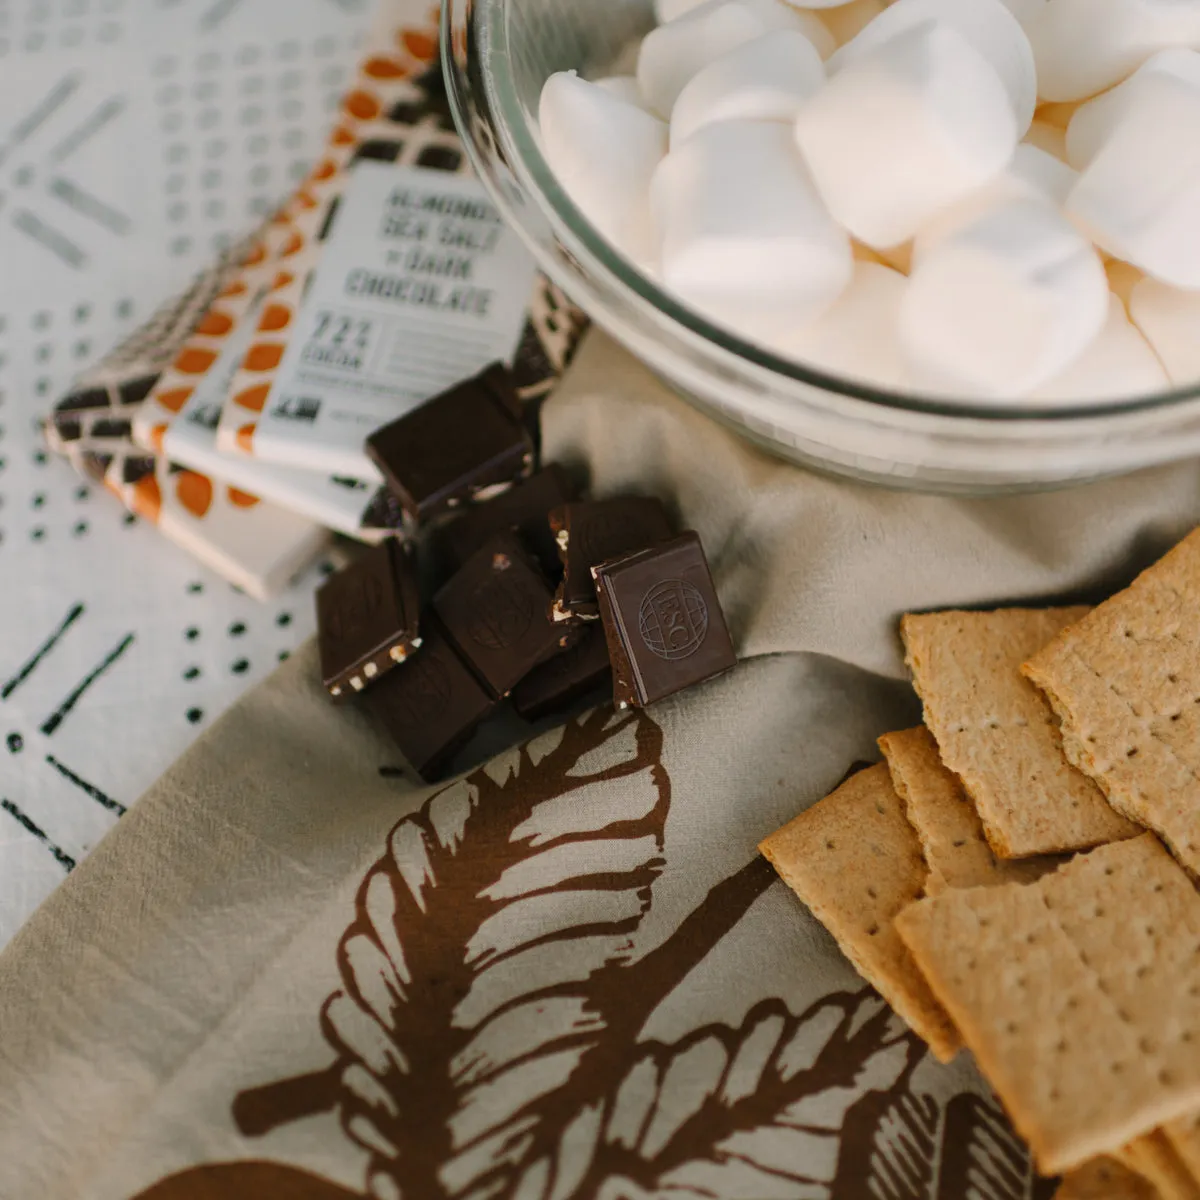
[1129,277,1200,385]
[1024,118,1067,160]
[538,72,667,266]
[593,75,647,107]
[901,198,1109,396]
[1065,47,1200,169]
[670,30,825,146]
[999,0,1046,30]
[606,37,644,77]
[795,21,1018,249]
[1032,295,1169,401]
[639,0,834,118]
[650,119,853,341]
[778,0,868,8]
[1067,72,1200,288]
[771,261,910,388]
[1007,141,1078,203]
[829,0,1038,133]
[914,144,1078,260]
[655,0,707,22]
[1030,0,1200,103]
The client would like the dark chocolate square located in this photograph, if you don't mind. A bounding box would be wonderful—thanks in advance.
[440,463,575,580]
[511,624,612,722]
[549,497,672,622]
[362,622,494,782]
[594,531,736,708]
[365,363,534,524]
[433,531,573,698]
[316,539,421,702]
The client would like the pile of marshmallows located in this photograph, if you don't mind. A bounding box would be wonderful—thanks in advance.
[538,0,1200,404]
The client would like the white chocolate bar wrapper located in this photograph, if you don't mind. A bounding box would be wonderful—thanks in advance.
[132,3,445,457]
[214,74,583,482]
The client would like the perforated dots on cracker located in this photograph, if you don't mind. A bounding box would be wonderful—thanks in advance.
[1024,528,1200,878]
[760,762,960,1062]
[878,726,1053,892]
[901,607,1139,859]
[896,834,1200,1174]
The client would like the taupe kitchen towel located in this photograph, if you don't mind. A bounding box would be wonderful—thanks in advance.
[3,329,1200,1200]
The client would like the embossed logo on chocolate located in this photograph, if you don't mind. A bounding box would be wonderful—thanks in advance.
[467,570,534,650]
[638,579,708,661]
[389,654,451,726]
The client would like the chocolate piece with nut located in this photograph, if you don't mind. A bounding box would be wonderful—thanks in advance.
[365,362,535,525]
[317,539,421,702]
[441,463,575,581]
[549,496,672,622]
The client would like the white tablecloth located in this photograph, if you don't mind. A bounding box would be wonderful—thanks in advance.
[0,0,377,944]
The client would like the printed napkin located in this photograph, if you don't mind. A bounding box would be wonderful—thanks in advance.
[3,330,1200,1199]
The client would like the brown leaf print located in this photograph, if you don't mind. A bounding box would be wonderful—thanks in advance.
[835,1089,940,1200]
[138,707,1042,1200]
[131,1161,360,1200]
[835,1089,1060,1200]
[565,991,921,1200]
[236,708,684,1199]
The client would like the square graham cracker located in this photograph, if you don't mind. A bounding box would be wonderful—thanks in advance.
[760,763,960,1062]
[1056,1157,1159,1200]
[901,608,1139,859]
[878,726,1053,893]
[895,835,1200,1174]
[1024,529,1200,877]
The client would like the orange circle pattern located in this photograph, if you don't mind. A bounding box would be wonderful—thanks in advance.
[176,472,214,519]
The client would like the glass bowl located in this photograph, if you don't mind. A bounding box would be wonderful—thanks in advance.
[442,0,1200,493]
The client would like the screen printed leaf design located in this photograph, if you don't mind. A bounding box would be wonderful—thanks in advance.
[138,707,1044,1200]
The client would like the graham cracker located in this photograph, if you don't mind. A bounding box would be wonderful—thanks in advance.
[760,763,960,1062]
[901,608,1139,859]
[1056,1157,1159,1200]
[1023,528,1200,877]
[894,834,1200,1174]
[1167,1115,1200,1187]
[1119,1132,1200,1200]
[878,726,1052,893]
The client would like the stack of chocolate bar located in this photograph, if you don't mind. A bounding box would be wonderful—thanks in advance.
[40,37,588,602]
[316,363,737,782]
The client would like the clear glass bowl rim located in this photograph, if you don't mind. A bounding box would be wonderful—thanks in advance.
[440,0,1200,427]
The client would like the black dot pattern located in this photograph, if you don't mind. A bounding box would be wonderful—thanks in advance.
[0,1,367,916]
